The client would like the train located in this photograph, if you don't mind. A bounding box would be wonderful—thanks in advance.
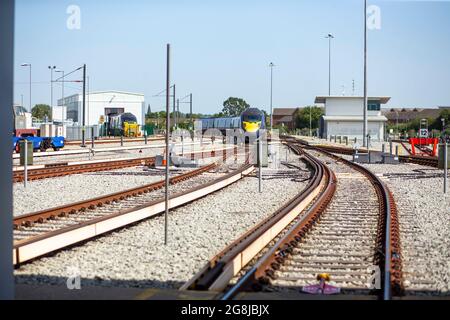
[13,129,65,153]
[199,108,266,136]
[107,112,141,137]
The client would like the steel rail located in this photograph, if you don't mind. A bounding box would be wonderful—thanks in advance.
[219,141,336,299]
[304,144,438,168]
[220,138,403,300]
[14,163,217,228]
[13,163,255,265]
[182,141,330,292]
[296,139,403,299]
[13,148,236,183]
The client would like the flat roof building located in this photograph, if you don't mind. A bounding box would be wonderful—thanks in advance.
[58,90,145,126]
[315,96,390,141]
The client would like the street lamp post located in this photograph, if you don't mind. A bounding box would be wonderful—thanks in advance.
[325,34,334,96]
[55,69,65,124]
[363,0,368,148]
[269,62,275,130]
[21,63,31,112]
[48,65,56,121]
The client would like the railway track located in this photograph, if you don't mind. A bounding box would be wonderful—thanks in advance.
[183,138,403,300]
[64,136,164,146]
[13,162,254,265]
[302,143,438,168]
[13,157,155,183]
[12,148,236,183]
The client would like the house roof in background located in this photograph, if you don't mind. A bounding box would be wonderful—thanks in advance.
[382,108,442,121]
[273,108,297,116]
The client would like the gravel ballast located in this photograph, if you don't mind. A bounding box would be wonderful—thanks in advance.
[13,155,223,217]
[360,162,450,296]
[13,140,227,166]
[14,145,312,290]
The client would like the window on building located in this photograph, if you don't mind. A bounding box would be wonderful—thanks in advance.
[368,101,380,111]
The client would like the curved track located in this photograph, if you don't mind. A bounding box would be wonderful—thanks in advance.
[184,137,403,300]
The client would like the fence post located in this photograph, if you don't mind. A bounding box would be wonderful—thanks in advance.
[91,127,95,149]
[24,140,28,188]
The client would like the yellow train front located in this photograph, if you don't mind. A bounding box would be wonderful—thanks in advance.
[241,108,266,140]
[199,108,266,142]
[107,112,141,137]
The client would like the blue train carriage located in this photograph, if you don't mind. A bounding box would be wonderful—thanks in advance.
[13,136,65,153]
[199,108,265,134]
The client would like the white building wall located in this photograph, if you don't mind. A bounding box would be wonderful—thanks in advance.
[62,91,145,126]
[85,92,144,126]
[326,97,381,117]
[326,121,384,140]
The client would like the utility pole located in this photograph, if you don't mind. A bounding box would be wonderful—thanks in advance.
[363,0,368,148]
[55,69,65,123]
[165,44,171,245]
[326,34,334,96]
[172,84,176,130]
[190,93,193,130]
[177,98,180,128]
[21,63,32,112]
[48,65,56,120]
[81,64,86,147]
[269,62,275,130]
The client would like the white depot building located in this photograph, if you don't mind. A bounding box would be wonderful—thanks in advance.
[315,96,390,141]
[57,90,146,126]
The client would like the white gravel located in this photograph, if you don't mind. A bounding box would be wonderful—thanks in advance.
[294,135,409,156]
[14,145,313,290]
[13,139,227,166]
[358,162,450,296]
[13,154,223,217]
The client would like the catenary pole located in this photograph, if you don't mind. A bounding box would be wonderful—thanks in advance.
[165,44,171,245]
[81,64,86,147]
[363,0,368,147]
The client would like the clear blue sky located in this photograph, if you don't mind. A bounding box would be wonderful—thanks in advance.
[13,0,450,114]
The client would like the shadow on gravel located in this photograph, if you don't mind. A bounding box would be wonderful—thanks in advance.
[15,274,186,300]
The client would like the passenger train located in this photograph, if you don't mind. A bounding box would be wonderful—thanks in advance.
[199,108,266,137]
[107,112,141,137]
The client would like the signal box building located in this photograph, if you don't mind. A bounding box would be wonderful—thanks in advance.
[315,96,390,141]
[58,91,145,126]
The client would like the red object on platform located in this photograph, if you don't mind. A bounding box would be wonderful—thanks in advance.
[409,138,438,156]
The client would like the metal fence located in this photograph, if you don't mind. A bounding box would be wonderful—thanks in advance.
[66,125,100,141]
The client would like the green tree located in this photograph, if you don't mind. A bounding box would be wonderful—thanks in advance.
[32,104,52,120]
[294,106,324,129]
[433,109,450,135]
[222,97,249,117]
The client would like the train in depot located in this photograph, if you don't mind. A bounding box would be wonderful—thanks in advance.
[12,106,65,153]
[199,108,266,142]
[106,112,141,137]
